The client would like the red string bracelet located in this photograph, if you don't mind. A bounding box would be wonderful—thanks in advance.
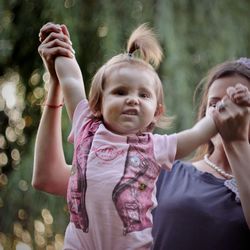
[45,103,64,108]
[39,98,64,108]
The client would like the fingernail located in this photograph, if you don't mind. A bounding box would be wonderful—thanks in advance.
[71,48,76,54]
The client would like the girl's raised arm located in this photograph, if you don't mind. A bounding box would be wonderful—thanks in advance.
[55,56,86,121]
[175,113,217,159]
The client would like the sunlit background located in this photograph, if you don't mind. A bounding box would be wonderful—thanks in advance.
[0,0,250,249]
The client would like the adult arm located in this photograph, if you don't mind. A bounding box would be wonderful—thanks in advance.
[39,23,85,120]
[32,23,73,197]
[214,88,250,228]
[32,83,70,197]
[224,141,250,228]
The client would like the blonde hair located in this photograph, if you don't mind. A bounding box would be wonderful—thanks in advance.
[88,23,172,130]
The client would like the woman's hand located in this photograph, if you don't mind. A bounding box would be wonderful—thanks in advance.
[212,86,250,143]
[38,22,74,83]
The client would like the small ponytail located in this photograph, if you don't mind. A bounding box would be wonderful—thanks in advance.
[127,23,163,68]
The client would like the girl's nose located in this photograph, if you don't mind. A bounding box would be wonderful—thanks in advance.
[126,96,139,105]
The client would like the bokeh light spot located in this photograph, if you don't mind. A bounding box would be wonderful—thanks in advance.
[11,148,20,161]
[35,233,46,247]
[0,135,6,149]
[16,242,32,250]
[64,0,75,8]
[18,180,28,192]
[1,82,16,109]
[0,153,8,166]
[21,230,31,244]
[98,25,108,38]
[13,223,23,238]
[42,209,54,225]
[34,220,45,234]
[18,209,28,220]
[5,126,17,142]
[17,134,26,146]
[0,174,8,187]
[30,72,41,86]
[33,87,44,99]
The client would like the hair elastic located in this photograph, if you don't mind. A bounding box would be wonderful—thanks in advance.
[128,52,133,58]
[236,57,250,69]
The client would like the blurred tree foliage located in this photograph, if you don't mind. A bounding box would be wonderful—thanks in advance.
[0,0,249,249]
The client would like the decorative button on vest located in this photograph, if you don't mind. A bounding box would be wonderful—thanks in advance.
[129,156,141,167]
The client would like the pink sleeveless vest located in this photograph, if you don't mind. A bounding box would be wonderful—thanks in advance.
[67,118,161,234]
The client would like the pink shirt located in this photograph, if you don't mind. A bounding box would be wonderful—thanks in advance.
[64,99,177,250]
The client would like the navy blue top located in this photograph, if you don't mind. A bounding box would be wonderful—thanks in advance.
[152,160,250,250]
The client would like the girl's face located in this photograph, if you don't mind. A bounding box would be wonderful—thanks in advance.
[101,65,160,135]
[206,74,250,144]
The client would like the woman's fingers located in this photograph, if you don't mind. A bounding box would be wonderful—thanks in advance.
[60,24,70,39]
[39,44,73,60]
[39,22,71,43]
[42,30,71,44]
[39,23,62,42]
[39,23,74,58]
[38,22,74,81]
[42,32,74,52]
[38,40,74,61]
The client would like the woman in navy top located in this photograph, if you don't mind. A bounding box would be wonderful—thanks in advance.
[153,58,250,250]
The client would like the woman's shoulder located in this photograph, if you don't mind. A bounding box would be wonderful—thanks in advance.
[156,160,193,184]
[170,160,195,172]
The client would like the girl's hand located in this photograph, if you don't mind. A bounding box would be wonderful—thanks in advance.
[227,83,250,107]
[38,22,74,83]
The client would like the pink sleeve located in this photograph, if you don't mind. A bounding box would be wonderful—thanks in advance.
[153,133,177,170]
[67,99,92,144]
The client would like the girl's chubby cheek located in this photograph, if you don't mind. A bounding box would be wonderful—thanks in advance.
[107,108,119,119]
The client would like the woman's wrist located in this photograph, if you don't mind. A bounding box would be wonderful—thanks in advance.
[43,102,64,108]
[223,139,250,153]
[46,81,64,106]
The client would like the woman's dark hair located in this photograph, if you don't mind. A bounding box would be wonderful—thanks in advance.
[193,58,250,160]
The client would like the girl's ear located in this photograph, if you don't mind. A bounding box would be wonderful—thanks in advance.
[94,110,102,118]
[146,105,163,132]
[154,104,163,121]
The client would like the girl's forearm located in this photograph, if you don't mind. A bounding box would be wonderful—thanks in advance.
[55,56,86,120]
[176,115,217,159]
